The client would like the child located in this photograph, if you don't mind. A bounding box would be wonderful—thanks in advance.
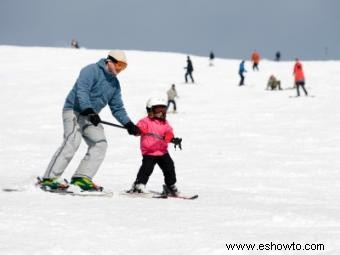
[128,97,182,195]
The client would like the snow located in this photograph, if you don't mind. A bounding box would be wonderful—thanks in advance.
[1,45,340,254]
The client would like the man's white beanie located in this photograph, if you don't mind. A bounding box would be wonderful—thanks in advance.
[107,50,127,65]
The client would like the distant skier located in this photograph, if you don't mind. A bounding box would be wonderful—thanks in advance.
[209,51,215,66]
[266,75,282,90]
[71,39,79,49]
[293,58,308,97]
[127,97,182,195]
[184,56,195,83]
[40,50,140,191]
[275,51,281,61]
[251,50,260,71]
[167,84,178,113]
[238,60,247,86]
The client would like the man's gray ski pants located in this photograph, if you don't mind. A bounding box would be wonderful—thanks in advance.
[43,109,108,179]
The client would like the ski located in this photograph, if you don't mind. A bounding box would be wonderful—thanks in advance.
[38,182,113,197]
[121,185,198,200]
[37,177,113,197]
[119,190,160,199]
[289,95,315,98]
[2,180,113,197]
[153,192,198,200]
[120,191,197,200]
[2,188,26,192]
[149,189,198,200]
[41,188,113,197]
[169,194,198,200]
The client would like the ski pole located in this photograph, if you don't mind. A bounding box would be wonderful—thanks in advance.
[100,120,126,129]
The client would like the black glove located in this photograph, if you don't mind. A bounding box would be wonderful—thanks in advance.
[124,121,140,135]
[80,108,101,126]
[171,137,182,150]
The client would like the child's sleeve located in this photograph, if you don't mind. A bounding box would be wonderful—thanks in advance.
[137,119,148,135]
[164,125,174,143]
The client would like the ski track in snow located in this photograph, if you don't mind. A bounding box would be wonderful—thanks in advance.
[0,46,340,254]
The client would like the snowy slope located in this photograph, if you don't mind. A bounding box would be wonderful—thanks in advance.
[0,45,340,255]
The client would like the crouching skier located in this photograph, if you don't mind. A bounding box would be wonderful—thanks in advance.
[39,50,140,192]
[127,97,182,196]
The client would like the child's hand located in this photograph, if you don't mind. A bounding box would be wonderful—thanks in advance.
[171,137,182,150]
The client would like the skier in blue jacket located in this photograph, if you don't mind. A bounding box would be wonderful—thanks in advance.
[238,60,247,86]
[40,50,140,191]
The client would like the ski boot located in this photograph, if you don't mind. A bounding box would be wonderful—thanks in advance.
[37,177,69,191]
[127,183,147,193]
[70,177,103,191]
[162,184,179,197]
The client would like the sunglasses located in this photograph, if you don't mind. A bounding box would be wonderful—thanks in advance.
[106,57,127,71]
[152,105,167,114]
[114,61,127,71]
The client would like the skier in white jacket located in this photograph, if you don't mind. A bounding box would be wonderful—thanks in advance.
[166,84,178,113]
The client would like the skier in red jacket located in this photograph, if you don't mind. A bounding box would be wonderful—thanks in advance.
[251,50,260,71]
[293,58,308,96]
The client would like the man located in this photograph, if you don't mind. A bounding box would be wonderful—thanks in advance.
[41,50,140,191]
[184,56,194,83]
[166,84,178,113]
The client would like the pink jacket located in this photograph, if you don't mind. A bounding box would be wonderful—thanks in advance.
[137,116,174,156]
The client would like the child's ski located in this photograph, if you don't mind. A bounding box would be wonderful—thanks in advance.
[120,190,160,199]
[153,193,198,200]
[120,189,198,200]
[168,193,199,200]
[149,189,198,200]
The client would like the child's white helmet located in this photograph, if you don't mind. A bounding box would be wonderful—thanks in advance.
[146,97,168,120]
[147,97,167,108]
[146,97,167,111]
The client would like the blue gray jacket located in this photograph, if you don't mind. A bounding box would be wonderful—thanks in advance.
[64,59,131,125]
[239,61,246,74]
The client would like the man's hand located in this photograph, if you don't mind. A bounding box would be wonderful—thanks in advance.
[88,114,101,126]
[80,108,101,126]
[124,121,140,135]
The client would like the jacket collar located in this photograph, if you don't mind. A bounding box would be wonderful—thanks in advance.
[97,58,117,81]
